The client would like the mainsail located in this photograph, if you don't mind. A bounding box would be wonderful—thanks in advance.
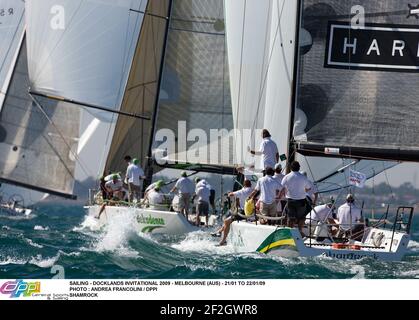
[0,0,25,110]
[105,0,171,175]
[26,0,147,121]
[224,0,398,190]
[295,0,419,162]
[25,0,150,185]
[225,0,298,169]
[0,39,80,199]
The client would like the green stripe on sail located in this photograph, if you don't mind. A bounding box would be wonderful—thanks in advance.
[257,229,297,254]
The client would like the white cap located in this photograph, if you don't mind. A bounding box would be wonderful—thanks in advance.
[274,163,282,170]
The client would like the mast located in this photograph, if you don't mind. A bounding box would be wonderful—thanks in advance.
[145,0,173,188]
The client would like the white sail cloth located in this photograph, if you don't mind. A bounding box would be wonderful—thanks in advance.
[0,0,25,110]
[25,0,147,120]
[225,0,298,169]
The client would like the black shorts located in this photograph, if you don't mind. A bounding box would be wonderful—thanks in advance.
[231,209,246,222]
[209,189,215,206]
[287,199,307,221]
[305,197,313,214]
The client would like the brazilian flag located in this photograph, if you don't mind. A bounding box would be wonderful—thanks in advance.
[257,229,297,254]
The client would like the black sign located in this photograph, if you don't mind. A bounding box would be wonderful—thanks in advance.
[325,21,419,72]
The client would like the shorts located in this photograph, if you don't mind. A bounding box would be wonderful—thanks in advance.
[305,197,313,214]
[231,209,246,222]
[197,201,209,216]
[128,183,142,196]
[287,199,307,221]
[209,190,215,206]
[260,202,277,217]
[178,193,191,210]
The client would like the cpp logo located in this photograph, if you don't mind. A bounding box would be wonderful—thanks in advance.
[0,280,41,298]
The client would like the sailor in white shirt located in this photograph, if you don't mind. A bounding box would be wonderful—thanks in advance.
[228,180,254,209]
[301,171,318,214]
[105,175,124,200]
[306,203,335,225]
[337,194,363,235]
[281,161,312,236]
[126,158,145,202]
[249,129,279,173]
[249,168,283,218]
[147,187,166,210]
[171,172,194,216]
[195,178,216,214]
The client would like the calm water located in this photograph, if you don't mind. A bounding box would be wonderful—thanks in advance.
[0,204,418,279]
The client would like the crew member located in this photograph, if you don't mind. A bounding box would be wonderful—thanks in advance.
[248,129,279,174]
[281,161,312,236]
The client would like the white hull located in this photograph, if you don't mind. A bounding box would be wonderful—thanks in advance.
[86,205,200,235]
[229,222,410,262]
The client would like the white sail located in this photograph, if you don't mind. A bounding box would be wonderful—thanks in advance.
[0,38,81,199]
[105,0,170,175]
[152,0,235,169]
[0,0,25,110]
[262,0,298,159]
[25,0,147,120]
[225,0,298,169]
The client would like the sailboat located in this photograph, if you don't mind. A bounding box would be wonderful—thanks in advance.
[24,0,201,234]
[224,0,416,261]
[84,0,232,234]
[22,0,415,261]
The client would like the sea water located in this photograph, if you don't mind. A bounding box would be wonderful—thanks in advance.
[0,204,418,279]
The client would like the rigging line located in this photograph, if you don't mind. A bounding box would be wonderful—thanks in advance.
[0,9,24,83]
[129,9,168,20]
[248,0,286,147]
[169,27,224,36]
[115,6,144,111]
[30,94,91,179]
[383,162,396,201]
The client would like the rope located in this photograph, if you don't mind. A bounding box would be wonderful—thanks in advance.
[234,0,247,148]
